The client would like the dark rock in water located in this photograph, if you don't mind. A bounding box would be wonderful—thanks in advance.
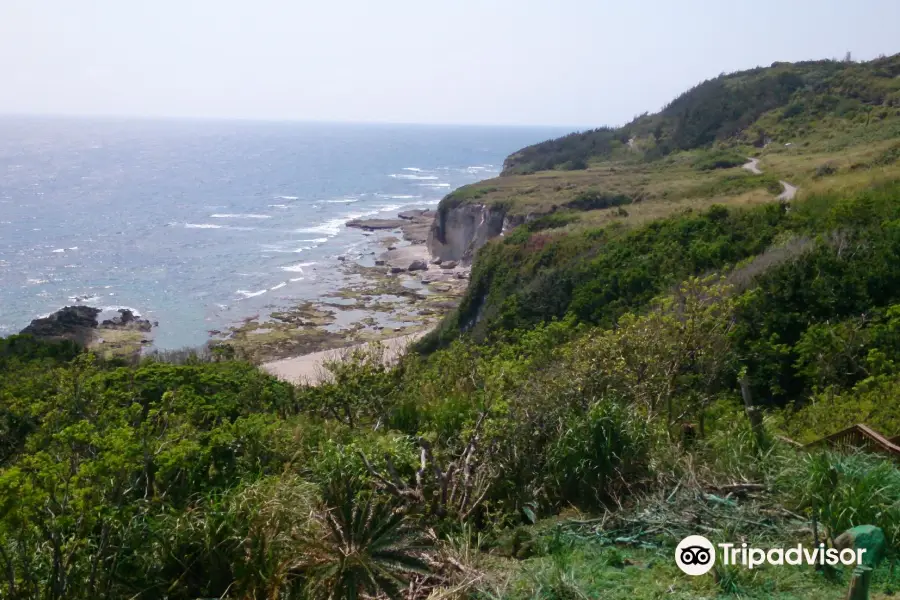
[456,271,469,280]
[398,209,428,220]
[345,218,405,231]
[390,266,406,274]
[387,245,397,251]
[441,260,458,269]
[338,256,346,261]
[99,309,154,332]
[408,259,428,271]
[21,306,101,338]
[375,260,386,266]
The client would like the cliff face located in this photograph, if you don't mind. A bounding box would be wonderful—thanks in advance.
[427,204,527,264]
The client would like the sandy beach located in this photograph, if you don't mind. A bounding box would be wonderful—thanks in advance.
[249,210,467,385]
[262,330,428,385]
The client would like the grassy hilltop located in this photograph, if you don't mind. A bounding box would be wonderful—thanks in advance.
[439,53,900,218]
[2,55,900,599]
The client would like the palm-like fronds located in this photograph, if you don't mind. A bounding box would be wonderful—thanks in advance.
[302,481,432,600]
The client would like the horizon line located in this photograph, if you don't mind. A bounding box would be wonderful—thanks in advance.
[0,111,593,131]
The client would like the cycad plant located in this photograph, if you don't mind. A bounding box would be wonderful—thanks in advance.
[302,480,432,600]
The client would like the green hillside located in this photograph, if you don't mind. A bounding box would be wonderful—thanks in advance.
[3,54,900,599]
[503,54,900,175]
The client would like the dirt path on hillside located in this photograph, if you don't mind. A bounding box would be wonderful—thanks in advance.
[262,331,428,386]
[743,157,797,200]
[778,181,798,201]
[742,158,763,175]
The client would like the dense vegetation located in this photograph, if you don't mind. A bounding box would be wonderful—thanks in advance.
[502,54,900,174]
[5,52,900,599]
[2,178,900,598]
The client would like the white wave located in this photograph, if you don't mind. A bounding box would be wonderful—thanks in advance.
[376,204,403,213]
[326,197,360,204]
[402,167,423,172]
[277,195,299,200]
[52,248,65,253]
[298,218,346,236]
[376,193,422,200]
[418,183,452,188]
[389,174,439,180]
[289,277,305,282]
[68,294,101,304]
[181,222,257,231]
[26,278,49,285]
[270,282,287,291]
[184,223,223,229]
[281,261,316,273]
[268,204,289,208]
[236,289,267,299]
[299,238,328,243]
[211,213,272,219]
[98,305,142,317]
[67,247,79,250]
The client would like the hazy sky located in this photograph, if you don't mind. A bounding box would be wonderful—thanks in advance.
[2,0,898,127]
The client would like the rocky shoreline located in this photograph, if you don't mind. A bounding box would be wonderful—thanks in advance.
[212,208,471,364]
[20,306,157,360]
[18,207,479,368]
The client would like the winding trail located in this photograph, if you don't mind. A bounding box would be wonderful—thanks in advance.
[742,158,797,201]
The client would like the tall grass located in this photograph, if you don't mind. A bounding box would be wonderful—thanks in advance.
[777,450,900,550]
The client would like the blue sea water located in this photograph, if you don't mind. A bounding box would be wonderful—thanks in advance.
[0,117,565,348]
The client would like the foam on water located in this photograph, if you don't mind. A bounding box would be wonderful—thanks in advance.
[281,261,316,273]
[183,223,223,229]
[297,218,347,236]
[270,282,287,291]
[210,213,272,219]
[236,289,267,299]
[101,305,143,317]
[390,173,439,181]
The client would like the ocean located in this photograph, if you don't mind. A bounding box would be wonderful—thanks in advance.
[0,116,565,349]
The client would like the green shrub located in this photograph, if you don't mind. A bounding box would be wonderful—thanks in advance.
[693,150,747,171]
[545,402,653,508]
[777,451,900,551]
[525,211,579,232]
[814,162,838,177]
[563,190,632,211]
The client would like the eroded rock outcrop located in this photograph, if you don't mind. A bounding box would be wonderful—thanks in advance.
[20,307,156,354]
[21,306,101,339]
[427,204,527,264]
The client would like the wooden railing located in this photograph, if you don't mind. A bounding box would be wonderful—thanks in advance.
[805,424,900,459]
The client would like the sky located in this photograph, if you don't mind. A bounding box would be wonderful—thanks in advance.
[1,0,898,128]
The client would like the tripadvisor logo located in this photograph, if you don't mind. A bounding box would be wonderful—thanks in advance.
[676,535,716,575]
[675,535,868,575]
